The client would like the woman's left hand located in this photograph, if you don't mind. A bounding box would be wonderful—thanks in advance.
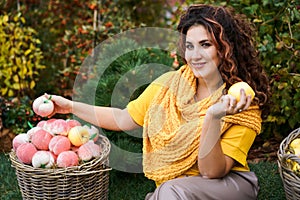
[207,89,252,118]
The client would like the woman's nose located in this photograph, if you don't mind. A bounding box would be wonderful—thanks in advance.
[191,48,203,59]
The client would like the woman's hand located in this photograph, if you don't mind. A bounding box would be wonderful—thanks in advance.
[44,94,73,117]
[207,89,252,119]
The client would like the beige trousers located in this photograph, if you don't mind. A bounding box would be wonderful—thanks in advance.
[145,171,259,200]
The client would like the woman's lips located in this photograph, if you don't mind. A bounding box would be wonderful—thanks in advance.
[191,62,206,69]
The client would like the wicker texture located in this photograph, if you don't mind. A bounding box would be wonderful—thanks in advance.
[10,134,111,200]
[278,127,300,200]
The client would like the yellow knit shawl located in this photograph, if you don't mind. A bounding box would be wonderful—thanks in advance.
[143,65,262,183]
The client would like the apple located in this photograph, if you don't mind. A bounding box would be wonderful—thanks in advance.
[77,140,101,161]
[83,125,99,142]
[31,129,53,150]
[12,133,30,151]
[57,151,79,168]
[16,143,38,164]
[228,82,255,102]
[68,126,89,147]
[26,126,42,141]
[32,96,54,117]
[32,151,55,168]
[290,138,300,150]
[49,135,71,155]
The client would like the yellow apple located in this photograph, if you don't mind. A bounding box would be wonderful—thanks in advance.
[228,82,255,102]
[292,161,300,172]
[290,138,300,150]
[68,126,89,147]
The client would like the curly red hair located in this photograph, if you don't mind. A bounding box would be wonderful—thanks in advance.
[177,4,271,118]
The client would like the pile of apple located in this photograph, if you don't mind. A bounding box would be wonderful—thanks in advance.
[12,96,103,169]
[13,118,102,168]
[287,138,300,173]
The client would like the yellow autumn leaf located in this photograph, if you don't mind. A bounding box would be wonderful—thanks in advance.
[1,87,8,95]
[8,89,14,97]
[30,80,35,89]
[13,74,19,82]
[25,49,31,56]
[12,83,20,90]
[3,15,9,23]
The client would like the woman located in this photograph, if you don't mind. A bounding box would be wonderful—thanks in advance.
[45,4,270,200]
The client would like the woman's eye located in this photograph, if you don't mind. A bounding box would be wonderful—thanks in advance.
[186,44,194,50]
[202,42,212,48]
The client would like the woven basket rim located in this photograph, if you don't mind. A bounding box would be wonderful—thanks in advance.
[278,127,300,164]
[10,134,111,176]
[277,127,300,200]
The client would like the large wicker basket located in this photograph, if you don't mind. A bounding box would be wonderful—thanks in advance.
[10,134,111,200]
[278,127,300,200]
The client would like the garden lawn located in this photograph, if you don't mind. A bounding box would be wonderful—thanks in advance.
[0,153,285,200]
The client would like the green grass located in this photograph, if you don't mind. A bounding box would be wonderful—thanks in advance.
[249,162,286,200]
[0,153,285,200]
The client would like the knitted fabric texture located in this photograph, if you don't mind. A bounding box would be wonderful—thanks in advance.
[143,65,262,184]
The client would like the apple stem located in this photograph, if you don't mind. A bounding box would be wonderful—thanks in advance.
[43,95,52,103]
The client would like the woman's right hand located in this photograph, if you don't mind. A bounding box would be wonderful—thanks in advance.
[207,89,252,119]
[44,94,73,117]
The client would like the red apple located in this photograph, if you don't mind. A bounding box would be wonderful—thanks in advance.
[49,135,71,155]
[78,140,101,161]
[57,151,79,167]
[32,96,54,117]
[12,133,30,151]
[16,143,38,164]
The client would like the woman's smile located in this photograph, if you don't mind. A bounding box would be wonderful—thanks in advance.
[190,62,206,69]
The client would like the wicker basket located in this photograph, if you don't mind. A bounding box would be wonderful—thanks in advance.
[10,134,111,200]
[278,127,300,200]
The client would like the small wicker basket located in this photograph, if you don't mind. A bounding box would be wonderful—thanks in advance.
[278,127,300,200]
[10,134,111,200]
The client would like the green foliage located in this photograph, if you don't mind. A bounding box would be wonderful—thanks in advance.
[1,96,41,133]
[0,13,45,98]
[1,0,142,97]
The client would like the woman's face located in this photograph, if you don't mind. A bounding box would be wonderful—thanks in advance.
[185,25,221,80]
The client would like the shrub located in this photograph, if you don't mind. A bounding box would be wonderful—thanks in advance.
[0,13,45,98]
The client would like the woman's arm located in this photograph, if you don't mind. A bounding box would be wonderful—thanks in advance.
[198,112,235,178]
[197,89,252,178]
[47,94,141,131]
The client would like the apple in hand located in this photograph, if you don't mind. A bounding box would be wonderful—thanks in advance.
[68,126,89,147]
[32,96,54,117]
[228,82,255,102]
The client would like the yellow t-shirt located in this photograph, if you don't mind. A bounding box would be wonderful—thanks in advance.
[127,72,257,181]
